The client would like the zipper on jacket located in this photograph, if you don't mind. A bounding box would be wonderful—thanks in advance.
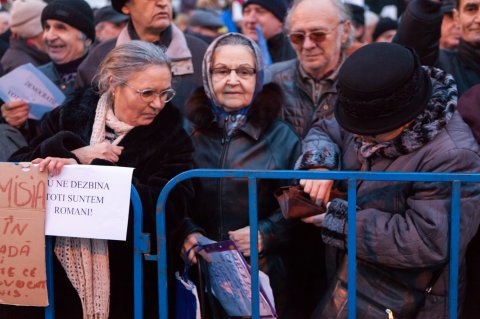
[217,117,233,239]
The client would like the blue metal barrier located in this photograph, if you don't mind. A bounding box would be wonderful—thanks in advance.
[43,185,143,319]
[154,169,480,319]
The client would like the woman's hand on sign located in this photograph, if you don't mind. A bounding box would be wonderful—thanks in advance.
[229,226,263,257]
[32,157,77,176]
[1,100,30,128]
[72,141,124,164]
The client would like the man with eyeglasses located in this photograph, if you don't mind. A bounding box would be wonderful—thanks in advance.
[262,1,353,317]
[241,0,296,63]
[394,0,480,95]
[264,0,352,139]
[74,0,208,114]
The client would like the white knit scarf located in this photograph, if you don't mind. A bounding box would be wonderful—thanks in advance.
[54,93,134,319]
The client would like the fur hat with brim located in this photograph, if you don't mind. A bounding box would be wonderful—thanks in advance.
[335,42,432,135]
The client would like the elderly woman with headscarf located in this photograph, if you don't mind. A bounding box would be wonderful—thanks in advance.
[5,40,194,319]
[180,32,301,318]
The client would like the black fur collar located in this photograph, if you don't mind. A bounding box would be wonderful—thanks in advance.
[185,82,284,130]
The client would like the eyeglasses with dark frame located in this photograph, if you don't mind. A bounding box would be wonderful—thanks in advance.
[210,66,257,80]
[123,82,176,104]
[288,21,345,46]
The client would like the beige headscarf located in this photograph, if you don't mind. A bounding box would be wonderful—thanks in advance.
[54,92,133,319]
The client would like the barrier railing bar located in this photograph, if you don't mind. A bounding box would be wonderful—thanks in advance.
[248,177,260,319]
[347,179,357,319]
[155,169,480,319]
[44,236,54,319]
[449,181,461,319]
[156,180,174,319]
[131,185,145,319]
[161,169,480,183]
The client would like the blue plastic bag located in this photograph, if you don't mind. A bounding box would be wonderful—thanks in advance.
[175,244,201,319]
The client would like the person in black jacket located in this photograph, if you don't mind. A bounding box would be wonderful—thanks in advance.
[181,32,301,318]
[3,40,194,319]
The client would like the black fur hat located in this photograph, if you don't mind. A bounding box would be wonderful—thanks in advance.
[41,0,95,41]
[335,43,432,135]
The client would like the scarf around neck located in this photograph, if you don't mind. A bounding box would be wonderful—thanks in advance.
[355,67,457,160]
[202,32,265,135]
[54,93,133,319]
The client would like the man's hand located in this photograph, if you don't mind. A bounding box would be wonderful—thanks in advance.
[299,168,334,206]
[229,226,263,257]
[1,101,30,128]
[72,141,124,164]
[32,157,78,176]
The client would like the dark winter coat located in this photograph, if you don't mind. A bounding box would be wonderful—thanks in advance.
[394,0,480,96]
[183,83,301,318]
[267,32,296,64]
[299,68,480,318]
[264,59,339,138]
[75,23,208,114]
[0,37,50,74]
[4,87,195,319]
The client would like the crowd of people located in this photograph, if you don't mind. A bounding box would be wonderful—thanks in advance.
[0,0,479,318]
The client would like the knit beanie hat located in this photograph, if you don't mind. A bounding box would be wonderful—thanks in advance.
[372,17,398,42]
[10,0,47,38]
[41,0,95,41]
[242,0,288,23]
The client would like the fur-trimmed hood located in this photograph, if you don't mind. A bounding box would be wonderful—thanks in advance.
[185,82,284,132]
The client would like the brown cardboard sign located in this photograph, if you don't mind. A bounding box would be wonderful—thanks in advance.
[0,163,48,306]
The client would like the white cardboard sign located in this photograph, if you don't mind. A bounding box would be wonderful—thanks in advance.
[45,165,134,240]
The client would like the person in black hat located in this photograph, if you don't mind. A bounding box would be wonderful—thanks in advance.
[94,5,129,42]
[372,17,398,42]
[298,42,480,318]
[39,0,95,94]
[395,0,480,95]
[242,0,296,63]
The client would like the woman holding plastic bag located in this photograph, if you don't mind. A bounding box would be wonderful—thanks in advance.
[180,32,301,318]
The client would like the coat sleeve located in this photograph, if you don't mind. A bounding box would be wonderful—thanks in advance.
[322,148,480,269]
[393,0,443,66]
[259,128,302,253]
[295,117,342,170]
[8,107,86,162]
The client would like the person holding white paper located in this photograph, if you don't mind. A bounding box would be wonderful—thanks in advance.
[0,0,95,160]
[5,41,194,319]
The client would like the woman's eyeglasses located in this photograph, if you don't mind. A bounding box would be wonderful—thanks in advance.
[288,21,345,46]
[123,82,176,104]
[210,67,256,80]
